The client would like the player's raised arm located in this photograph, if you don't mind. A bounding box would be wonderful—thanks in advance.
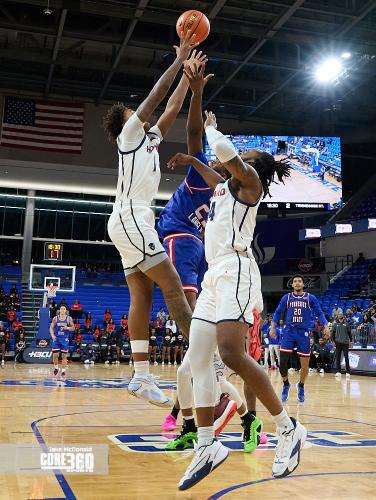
[157,51,207,138]
[185,63,213,154]
[168,152,225,189]
[136,31,198,124]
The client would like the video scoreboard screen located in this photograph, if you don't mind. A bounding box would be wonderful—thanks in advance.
[205,135,342,210]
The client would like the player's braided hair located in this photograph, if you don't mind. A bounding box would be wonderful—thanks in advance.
[251,152,291,198]
[103,103,127,143]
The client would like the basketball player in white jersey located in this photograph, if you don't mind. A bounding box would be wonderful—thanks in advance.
[103,32,205,407]
[168,111,307,489]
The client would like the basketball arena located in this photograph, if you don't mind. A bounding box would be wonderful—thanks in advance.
[0,1,375,499]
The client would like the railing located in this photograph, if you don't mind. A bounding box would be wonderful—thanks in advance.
[352,325,376,347]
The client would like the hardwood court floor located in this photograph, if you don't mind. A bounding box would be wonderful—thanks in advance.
[0,363,375,500]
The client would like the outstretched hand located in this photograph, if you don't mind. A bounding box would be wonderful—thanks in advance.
[174,30,199,61]
[184,49,208,70]
[167,152,195,171]
[204,110,217,129]
[183,63,214,93]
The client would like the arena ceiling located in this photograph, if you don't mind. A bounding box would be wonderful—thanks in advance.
[0,0,375,128]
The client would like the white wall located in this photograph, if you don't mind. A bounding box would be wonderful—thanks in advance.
[322,232,376,260]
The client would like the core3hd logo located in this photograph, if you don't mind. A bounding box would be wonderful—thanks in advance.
[109,431,376,453]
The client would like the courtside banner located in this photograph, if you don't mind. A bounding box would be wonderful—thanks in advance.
[0,444,108,474]
[23,347,53,363]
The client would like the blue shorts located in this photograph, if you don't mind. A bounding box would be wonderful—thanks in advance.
[52,336,69,353]
[280,326,310,357]
[163,234,206,295]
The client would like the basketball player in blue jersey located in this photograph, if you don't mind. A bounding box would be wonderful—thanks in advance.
[270,275,329,403]
[159,65,263,454]
[168,105,306,488]
[50,305,74,381]
[103,33,207,408]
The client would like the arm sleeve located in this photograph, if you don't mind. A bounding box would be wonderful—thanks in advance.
[272,295,288,324]
[185,151,212,189]
[117,113,146,151]
[310,295,328,326]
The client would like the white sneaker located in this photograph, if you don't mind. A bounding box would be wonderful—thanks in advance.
[288,368,295,374]
[84,359,90,364]
[178,439,229,490]
[128,374,173,408]
[308,368,314,374]
[90,361,95,365]
[154,361,158,366]
[272,418,307,478]
[335,372,341,378]
[168,362,172,366]
[129,360,133,365]
[1,360,4,366]
[319,368,324,374]
[161,362,165,366]
[174,361,177,366]
[346,373,351,380]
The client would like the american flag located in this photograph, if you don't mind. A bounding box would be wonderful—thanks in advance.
[0,96,84,154]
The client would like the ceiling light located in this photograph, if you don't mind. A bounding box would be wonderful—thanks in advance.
[315,58,342,83]
[341,52,351,59]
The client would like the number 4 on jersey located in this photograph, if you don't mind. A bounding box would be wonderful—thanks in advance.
[208,202,216,221]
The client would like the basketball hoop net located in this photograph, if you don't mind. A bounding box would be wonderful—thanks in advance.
[47,285,58,299]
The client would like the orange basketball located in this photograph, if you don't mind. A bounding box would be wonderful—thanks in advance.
[176,10,210,45]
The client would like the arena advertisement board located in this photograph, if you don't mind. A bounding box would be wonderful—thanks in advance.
[283,276,321,290]
[205,135,342,208]
[23,347,53,364]
[341,349,376,373]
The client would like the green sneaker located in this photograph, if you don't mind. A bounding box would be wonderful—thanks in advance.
[165,430,198,451]
[243,416,263,453]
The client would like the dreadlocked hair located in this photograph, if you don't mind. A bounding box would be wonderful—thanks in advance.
[252,152,292,198]
[102,103,128,143]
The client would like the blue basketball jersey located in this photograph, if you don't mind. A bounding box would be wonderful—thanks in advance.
[272,292,327,330]
[157,151,212,239]
[54,314,70,336]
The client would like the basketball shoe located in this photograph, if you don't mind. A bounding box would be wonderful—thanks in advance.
[296,382,305,403]
[272,417,307,478]
[281,382,291,402]
[178,439,229,490]
[162,414,177,432]
[242,415,263,453]
[166,420,197,451]
[128,374,173,408]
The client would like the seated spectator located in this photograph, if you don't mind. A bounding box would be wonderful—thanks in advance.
[4,328,11,352]
[331,304,343,320]
[115,329,124,363]
[104,309,112,326]
[165,317,177,335]
[93,324,101,343]
[14,332,27,363]
[12,317,23,334]
[355,252,365,263]
[75,331,83,355]
[153,317,163,336]
[14,326,25,343]
[351,306,363,326]
[7,307,16,327]
[9,292,21,311]
[82,343,96,365]
[73,319,81,335]
[70,299,83,319]
[157,307,167,324]
[84,312,92,332]
[103,343,116,364]
[0,326,5,366]
[9,284,18,295]
[99,329,109,347]
[120,314,128,331]
[106,319,116,334]
[59,297,68,308]
[0,299,6,322]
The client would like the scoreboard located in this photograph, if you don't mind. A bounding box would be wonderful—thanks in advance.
[44,242,63,261]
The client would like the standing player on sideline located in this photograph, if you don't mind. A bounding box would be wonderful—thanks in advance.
[159,65,263,454]
[50,304,74,381]
[270,275,329,403]
[168,111,306,490]
[103,33,205,408]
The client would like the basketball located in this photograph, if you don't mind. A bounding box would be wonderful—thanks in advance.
[176,10,210,45]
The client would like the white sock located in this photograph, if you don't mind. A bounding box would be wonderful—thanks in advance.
[198,426,214,447]
[273,409,294,431]
[134,360,149,377]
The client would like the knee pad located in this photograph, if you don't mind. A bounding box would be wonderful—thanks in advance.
[279,351,290,378]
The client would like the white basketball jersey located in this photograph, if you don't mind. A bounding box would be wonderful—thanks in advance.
[115,114,162,205]
[204,179,261,264]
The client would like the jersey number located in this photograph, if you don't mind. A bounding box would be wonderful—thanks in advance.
[208,202,216,221]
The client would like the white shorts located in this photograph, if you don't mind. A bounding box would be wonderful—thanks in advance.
[193,254,263,325]
[108,202,166,273]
